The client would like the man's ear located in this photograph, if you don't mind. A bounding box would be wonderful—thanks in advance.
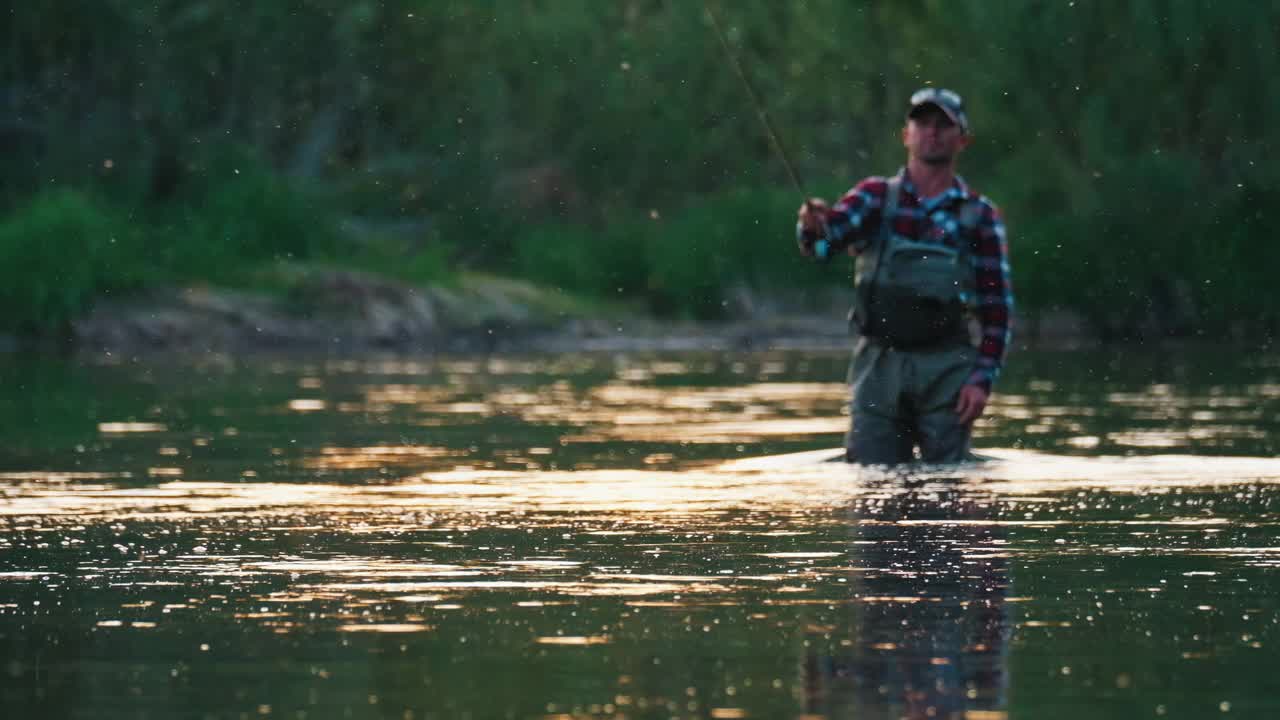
[958,133,973,151]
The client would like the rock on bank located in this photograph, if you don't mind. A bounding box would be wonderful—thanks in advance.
[72,270,636,354]
[69,269,867,355]
[67,269,1089,355]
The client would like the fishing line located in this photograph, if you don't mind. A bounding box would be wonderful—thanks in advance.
[702,1,830,258]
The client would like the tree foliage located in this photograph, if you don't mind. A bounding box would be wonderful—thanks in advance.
[3,1,1278,333]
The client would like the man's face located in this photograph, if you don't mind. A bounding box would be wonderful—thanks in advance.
[902,105,970,166]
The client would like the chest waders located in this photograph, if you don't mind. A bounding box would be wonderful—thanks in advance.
[850,178,980,349]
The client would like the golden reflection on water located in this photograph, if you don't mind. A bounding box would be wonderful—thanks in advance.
[98,422,168,434]
[7,351,1280,718]
[285,356,1280,461]
[561,417,847,444]
[534,635,612,645]
[6,442,1280,625]
[304,445,459,470]
[8,450,1280,522]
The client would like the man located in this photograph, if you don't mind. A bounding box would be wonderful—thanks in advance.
[797,88,1012,465]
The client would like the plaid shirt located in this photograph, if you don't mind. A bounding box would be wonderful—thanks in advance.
[800,169,1013,391]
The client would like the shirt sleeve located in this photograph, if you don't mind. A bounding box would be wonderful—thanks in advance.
[967,200,1014,392]
[795,177,888,256]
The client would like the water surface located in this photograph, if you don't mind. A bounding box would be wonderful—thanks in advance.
[2,347,1279,719]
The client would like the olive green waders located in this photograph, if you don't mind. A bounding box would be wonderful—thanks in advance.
[845,336,975,465]
[843,174,981,465]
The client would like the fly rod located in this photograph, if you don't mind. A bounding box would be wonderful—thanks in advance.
[702,1,831,259]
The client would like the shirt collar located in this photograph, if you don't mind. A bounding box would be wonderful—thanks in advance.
[898,167,970,206]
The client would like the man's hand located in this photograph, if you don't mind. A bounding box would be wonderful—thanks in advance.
[797,198,828,232]
[796,199,829,253]
[954,384,989,425]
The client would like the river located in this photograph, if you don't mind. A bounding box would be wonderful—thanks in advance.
[2,346,1279,718]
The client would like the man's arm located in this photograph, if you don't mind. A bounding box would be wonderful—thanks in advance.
[967,200,1014,392]
[796,177,889,256]
[955,200,1012,424]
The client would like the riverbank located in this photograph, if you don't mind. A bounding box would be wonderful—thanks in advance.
[9,268,1094,358]
[64,270,852,356]
[1,184,1258,357]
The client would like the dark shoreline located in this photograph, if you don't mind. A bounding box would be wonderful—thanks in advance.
[0,271,1198,360]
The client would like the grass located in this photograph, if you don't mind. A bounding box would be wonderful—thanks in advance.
[0,190,148,334]
[513,188,845,320]
[5,145,1280,343]
[0,147,449,337]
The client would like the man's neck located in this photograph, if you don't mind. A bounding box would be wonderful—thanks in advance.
[906,158,956,198]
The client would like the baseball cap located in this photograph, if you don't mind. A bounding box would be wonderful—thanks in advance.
[908,87,969,133]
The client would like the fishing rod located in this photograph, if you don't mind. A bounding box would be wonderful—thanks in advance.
[702,1,831,260]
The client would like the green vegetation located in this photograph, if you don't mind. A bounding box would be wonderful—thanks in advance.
[0,191,138,334]
[3,1,1278,337]
[513,189,833,319]
[0,149,348,333]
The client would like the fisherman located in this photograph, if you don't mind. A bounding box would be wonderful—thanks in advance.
[797,88,1013,465]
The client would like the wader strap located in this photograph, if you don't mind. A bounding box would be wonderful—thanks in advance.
[859,176,902,336]
[880,177,902,242]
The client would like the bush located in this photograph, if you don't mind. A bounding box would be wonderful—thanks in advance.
[0,148,355,337]
[645,189,833,318]
[511,221,649,301]
[0,190,147,334]
[149,146,340,284]
[511,188,845,320]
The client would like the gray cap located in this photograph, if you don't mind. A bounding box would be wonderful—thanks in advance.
[908,87,969,133]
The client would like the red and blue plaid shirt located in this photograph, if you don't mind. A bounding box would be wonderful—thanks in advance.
[801,169,1013,391]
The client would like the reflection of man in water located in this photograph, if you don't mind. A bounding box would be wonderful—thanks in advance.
[804,484,1010,718]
